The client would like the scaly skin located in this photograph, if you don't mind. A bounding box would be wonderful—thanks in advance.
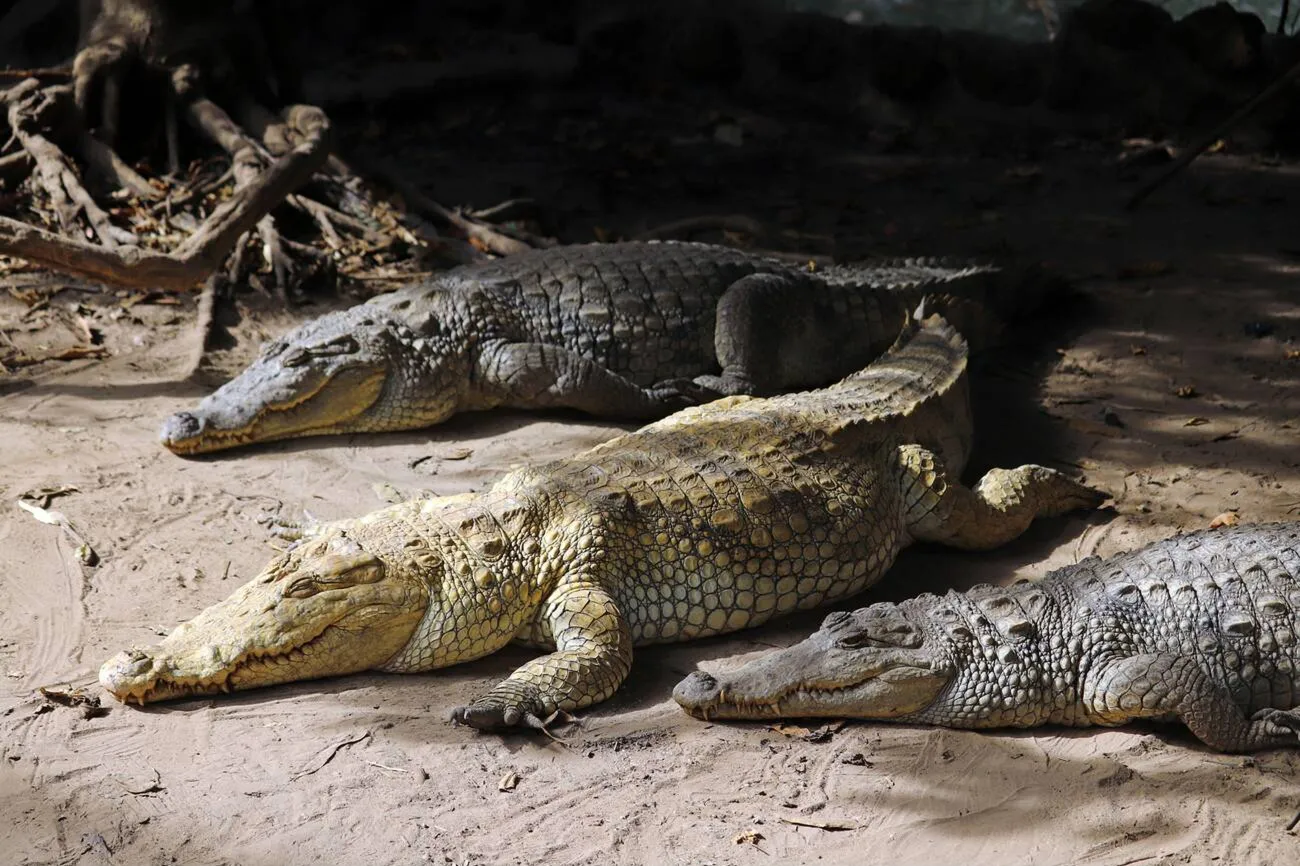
[103,313,1103,729]
[159,240,1054,454]
[674,523,1300,752]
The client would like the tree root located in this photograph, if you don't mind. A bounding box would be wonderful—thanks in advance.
[366,160,553,257]
[0,77,330,292]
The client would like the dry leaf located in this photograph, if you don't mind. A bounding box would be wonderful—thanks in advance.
[17,499,68,526]
[767,723,812,738]
[1210,512,1240,529]
[1130,345,1147,356]
[18,484,79,508]
[1174,385,1198,399]
[734,830,765,846]
[779,816,858,831]
[437,447,474,461]
[1183,417,1210,427]
[498,772,520,792]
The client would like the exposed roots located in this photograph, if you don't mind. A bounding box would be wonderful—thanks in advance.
[0,0,553,375]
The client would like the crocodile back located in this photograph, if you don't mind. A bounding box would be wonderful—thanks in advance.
[904,524,1300,729]
[379,242,791,384]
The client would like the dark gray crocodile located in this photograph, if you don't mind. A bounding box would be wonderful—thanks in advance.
[159,240,1058,454]
[674,523,1300,752]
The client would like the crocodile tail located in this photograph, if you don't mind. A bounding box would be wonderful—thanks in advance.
[912,293,1005,353]
[836,311,968,407]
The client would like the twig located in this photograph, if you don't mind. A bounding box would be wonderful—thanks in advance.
[1286,807,1300,833]
[184,273,223,379]
[367,161,546,256]
[290,730,371,780]
[1126,57,1300,210]
[0,88,329,290]
[777,816,857,831]
[78,131,160,200]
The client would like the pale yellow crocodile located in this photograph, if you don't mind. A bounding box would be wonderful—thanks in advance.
[101,310,1104,729]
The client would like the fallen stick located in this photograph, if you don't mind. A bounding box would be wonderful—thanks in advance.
[368,161,546,256]
[78,130,160,200]
[0,109,328,290]
[1125,57,1300,210]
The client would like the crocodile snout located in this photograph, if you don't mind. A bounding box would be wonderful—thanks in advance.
[672,670,721,711]
[160,411,204,445]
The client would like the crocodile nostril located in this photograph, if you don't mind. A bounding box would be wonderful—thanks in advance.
[160,411,204,443]
[672,671,721,706]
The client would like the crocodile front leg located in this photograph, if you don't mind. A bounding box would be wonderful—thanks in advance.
[1087,653,1300,752]
[450,581,634,730]
[475,341,711,419]
[897,444,1106,550]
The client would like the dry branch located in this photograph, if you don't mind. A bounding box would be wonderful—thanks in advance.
[1126,57,1300,210]
[0,95,330,290]
[368,162,547,256]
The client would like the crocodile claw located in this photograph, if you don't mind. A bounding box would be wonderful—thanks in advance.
[450,703,576,740]
[450,702,545,730]
[1252,707,1300,740]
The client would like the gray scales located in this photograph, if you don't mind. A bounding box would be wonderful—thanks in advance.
[675,523,1300,752]
[159,240,1061,454]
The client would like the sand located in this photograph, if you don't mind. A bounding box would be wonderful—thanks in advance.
[3,147,1300,866]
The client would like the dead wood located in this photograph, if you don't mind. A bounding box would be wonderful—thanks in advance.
[1126,56,1300,210]
[367,161,549,257]
[0,88,330,291]
[78,130,159,200]
[3,79,133,248]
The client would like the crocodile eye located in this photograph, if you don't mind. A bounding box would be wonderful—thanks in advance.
[822,610,852,630]
[282,556,384,599]
[313,335,360,356]
[835,622,919,649]
[281,336,360,367]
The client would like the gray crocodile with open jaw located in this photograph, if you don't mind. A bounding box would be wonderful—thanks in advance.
[160,240,1060,454]
[674,523,1300,752]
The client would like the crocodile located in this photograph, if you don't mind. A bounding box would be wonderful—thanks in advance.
[673,523,1300,752]
[102,311,1103,728]
[159,240,1058,454]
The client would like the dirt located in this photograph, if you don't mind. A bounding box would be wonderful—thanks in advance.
[4,115,1300,864]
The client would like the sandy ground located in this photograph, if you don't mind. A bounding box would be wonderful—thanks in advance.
[3,144,1300,866]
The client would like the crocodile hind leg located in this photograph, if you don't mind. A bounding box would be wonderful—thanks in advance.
[697,273,908,397]
[477,341,715,419]
[450,582,634,730]
[897,444,1106,551]
[1087,653,1300,752]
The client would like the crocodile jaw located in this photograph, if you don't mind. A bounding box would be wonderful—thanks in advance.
[160,309,461,455]
[673,607,951,720]
[99,535,429,704]
[162,364,390,455]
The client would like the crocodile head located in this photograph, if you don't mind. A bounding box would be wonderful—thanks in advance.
[161,306,469,454]
[99,530,430,703]
[673,603,953,720]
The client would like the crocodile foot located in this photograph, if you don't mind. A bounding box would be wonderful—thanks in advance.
[450,700,576,739]
[1252,707,1300,741]
[648,378,728,409]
